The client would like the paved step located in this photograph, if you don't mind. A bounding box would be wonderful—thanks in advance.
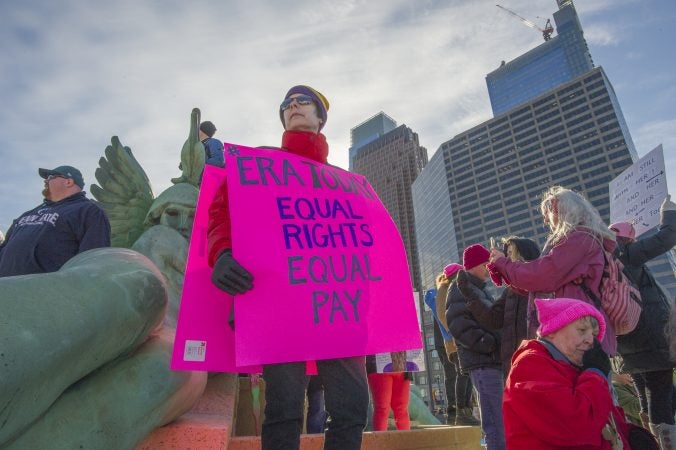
[136,373,237,450]
[228,426,482,450]
[136,374,482,449]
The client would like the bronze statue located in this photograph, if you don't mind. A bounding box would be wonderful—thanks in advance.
[0,109,209,449]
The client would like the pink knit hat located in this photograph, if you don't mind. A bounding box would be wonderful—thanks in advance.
[609,222,635,240]
[463,244,490,269]
[535,298,606,341]
[443,263,463,278]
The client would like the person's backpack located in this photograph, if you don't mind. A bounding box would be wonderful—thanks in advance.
[582,244,643,335]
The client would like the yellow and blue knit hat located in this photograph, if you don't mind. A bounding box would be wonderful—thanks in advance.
[280,85,330,131]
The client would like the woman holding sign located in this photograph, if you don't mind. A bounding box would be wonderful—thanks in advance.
[208,86,369,450]
[609,195,676,448]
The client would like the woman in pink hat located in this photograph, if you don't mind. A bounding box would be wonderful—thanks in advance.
[503,297,642,449]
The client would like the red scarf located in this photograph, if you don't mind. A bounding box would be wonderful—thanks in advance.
[281,130,329,164]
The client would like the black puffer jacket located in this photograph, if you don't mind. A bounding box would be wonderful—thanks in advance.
[445,274,501,374]
[466,287,528,378]
[615,210,676,373]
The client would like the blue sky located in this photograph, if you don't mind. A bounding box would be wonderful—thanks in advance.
[1,0,674,233]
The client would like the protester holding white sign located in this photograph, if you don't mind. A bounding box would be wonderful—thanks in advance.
[609,195,676,448]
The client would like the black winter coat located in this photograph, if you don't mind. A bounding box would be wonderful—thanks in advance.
[615,210,676,373]
[445,274,501,374]
[465,287,528,378]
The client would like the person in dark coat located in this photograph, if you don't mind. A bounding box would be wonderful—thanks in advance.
[460,237,540,378]
[447,244,504,450]
[0,165,111,277]
[609,194,676,448]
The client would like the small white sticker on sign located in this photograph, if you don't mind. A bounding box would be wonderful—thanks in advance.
[184,340,207,362]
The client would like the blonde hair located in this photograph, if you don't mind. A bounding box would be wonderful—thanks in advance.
[541,186,615,245]
[435,272,449,289]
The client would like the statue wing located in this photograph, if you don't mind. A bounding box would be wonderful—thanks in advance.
[90,136,154,248]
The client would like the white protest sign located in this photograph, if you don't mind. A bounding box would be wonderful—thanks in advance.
[610,145,668,238]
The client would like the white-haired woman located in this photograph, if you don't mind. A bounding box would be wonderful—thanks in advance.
[488,186,619,354]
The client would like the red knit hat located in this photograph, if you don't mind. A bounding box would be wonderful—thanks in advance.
[443,263,463,278]
[462,244,490,269]
[535,298,606,341]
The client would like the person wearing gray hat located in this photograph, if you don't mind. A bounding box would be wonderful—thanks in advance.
[0,165,111,277]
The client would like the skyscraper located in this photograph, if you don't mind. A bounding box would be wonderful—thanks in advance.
[412,0,675,408]
[486,1,594,116]
[417,67,637,262]
[350,113,434,406]
[349,112,397,170]
[350,114,428,292]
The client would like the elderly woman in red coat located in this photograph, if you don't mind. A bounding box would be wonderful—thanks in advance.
[488,186,619,355]
[503,297,632,449]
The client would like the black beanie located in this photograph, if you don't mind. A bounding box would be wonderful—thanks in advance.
[200,121,217,137]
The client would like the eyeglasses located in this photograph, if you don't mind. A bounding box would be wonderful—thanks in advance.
[47,174,65,181]
[280,95,314,111]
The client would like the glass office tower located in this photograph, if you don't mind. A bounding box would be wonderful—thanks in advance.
[486,1,594,116]
[349,112,397,170]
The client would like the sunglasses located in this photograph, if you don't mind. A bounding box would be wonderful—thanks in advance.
[280,95,314,111]
[46,174,66,181]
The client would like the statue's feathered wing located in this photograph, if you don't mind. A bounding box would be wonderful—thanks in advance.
[91,136,154,248]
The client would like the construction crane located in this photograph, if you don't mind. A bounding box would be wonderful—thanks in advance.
[496,4,554,41]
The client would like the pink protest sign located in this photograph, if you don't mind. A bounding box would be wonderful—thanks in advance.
[170,165,261,373]
[225,143,421,366]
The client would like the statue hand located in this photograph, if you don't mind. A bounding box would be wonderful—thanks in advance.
[211,250,253,295]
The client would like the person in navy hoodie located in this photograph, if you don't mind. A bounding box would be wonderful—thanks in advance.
[199,120,224,168]
[0,165,111,277]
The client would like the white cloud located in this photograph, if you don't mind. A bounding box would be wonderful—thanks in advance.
[0,0,674,232]
[582,25,618,46]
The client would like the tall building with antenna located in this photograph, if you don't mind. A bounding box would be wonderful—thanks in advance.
[412,0,675,409]
[487,1,594,116]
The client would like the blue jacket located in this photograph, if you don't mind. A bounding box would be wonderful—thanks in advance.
[203,137,224,168]
[0,192,111,277]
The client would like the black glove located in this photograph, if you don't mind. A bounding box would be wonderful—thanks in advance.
[457,270,480,303]
[211,249,254,295]
[582,339,611,377]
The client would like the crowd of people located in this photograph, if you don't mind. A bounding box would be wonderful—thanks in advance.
[2,83,674,450]
[431,187,676,449]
